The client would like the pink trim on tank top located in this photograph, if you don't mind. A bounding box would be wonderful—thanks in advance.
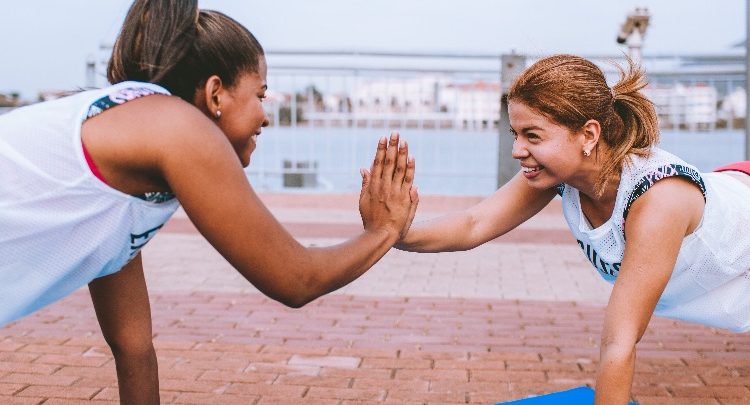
[714,161,750,176]
[81,142,109,185]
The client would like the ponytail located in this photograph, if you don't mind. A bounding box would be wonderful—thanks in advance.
[108,0,264,102]
[108,0,199,92]
[600,58,659,194]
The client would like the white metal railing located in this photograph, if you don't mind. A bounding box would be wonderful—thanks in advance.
[249,51,746,194]
[7,49,734,195]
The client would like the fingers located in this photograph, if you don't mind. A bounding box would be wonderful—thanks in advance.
[370,136,388,183]
[360,168,371,188]
[406,186,419,225]
[359,168,371,199]
[380,131,400,189]
[401,155,415,193]
[391,138,409,193]
[399,186,419,240]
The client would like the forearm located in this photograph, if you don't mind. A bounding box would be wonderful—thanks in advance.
[395,211,476,252]
[113,346,159,405]
[308,228,397,296]
[595,344,636,405]
[268,227,397,307]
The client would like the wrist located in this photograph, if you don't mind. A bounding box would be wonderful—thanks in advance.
[393,235,412,251]
[366,225,399,246]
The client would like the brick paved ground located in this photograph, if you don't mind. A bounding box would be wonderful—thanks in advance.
[2,193,750,404]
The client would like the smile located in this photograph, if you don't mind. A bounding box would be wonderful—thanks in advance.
[522,165,544,173]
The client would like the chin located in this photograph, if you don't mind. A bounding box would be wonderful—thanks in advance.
[526,177,558,191]
[239,146,255,168]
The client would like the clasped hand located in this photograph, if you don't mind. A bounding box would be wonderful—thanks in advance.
[359,131,418,241]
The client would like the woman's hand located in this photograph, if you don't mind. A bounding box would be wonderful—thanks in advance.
[359,131,418,242]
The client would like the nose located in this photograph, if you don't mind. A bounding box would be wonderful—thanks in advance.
[511,138,529,160]
[262,115,270,128]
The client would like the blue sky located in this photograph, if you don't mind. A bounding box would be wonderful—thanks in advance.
[1,0,745,100]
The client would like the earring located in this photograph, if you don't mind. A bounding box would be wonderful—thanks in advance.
[215,110,222,119]
[583,149,591,157]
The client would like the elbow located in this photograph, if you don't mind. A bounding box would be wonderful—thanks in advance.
[275,292,316,309]
[270,268,324,309]
[600,334,637,365]
[462,212,485,250]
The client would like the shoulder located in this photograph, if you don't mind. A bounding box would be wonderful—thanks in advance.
[84,92,231,175]
[112,94,206,130]
[621,149,706,222]
[625,175,705,239]
[94,94,221,148]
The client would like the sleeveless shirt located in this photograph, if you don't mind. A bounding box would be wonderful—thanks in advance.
[560,147,750,332]
[0,81,179,326]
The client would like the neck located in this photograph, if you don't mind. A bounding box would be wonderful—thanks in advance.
[581,173,620,206]
[567,149,620,205]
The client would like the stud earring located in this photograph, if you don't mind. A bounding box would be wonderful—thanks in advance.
[583,149,591,157]
[215,110,222,119]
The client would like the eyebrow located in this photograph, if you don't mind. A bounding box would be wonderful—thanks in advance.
[510,125,544,133]
[521,125,543,132]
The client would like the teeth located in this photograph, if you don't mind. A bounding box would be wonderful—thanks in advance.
[523,166,541,173]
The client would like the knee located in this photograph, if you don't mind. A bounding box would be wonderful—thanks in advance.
[104,331,155,361]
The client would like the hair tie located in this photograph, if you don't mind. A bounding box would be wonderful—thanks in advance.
[610,87,617,104]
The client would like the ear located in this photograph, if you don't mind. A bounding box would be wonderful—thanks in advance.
[581,119,601,156]
[194,75,225,119]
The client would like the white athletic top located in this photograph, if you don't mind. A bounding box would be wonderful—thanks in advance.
[0,81,180,326]
[560,147,750,332]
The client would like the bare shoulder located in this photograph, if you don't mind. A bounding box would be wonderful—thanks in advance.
[100,94,217,143]
[81,92,238,196]
[627,175,705,236]
[86,94,230,165]
[632,175,704,206]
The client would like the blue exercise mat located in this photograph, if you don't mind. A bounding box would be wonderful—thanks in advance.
[495,386,638,404]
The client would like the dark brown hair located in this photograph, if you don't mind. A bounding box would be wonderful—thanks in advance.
[107,0,264,102]
[508,54,659,195]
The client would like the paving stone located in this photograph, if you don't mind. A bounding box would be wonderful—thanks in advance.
[1,194,748,403]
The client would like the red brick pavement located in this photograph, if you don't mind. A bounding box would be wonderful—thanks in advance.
[2,292,750,404]
[2,194,750,404]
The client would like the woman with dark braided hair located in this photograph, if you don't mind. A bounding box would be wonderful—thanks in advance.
[392,54,750,404]
[0,1,417,403]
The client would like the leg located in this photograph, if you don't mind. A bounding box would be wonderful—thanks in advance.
[88,253,159,405]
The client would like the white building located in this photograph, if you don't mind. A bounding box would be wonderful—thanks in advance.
[643,83,718,130]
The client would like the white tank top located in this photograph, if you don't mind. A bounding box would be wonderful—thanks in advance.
[0,81,180,326]
[560,147,750,332]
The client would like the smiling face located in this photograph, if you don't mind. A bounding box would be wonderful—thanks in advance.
[509,101,590,190]
[215,58,270,167]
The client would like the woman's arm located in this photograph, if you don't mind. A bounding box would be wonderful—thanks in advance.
[594,176,704,405]
[88,253,159,405]
[95,96,416,308]
[395,172,557,252]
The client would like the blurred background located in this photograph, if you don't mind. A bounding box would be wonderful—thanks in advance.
[1,0,746,195]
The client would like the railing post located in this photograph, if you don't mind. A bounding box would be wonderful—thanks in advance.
[497,54,527,188]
